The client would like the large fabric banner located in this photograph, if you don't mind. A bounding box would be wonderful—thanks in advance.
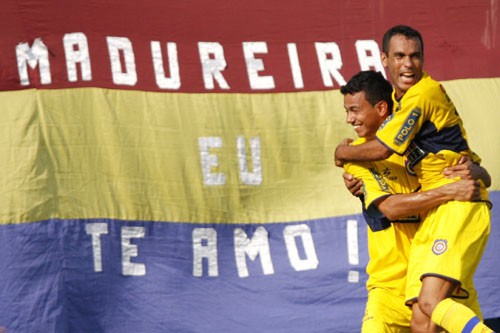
[0,1,499,332]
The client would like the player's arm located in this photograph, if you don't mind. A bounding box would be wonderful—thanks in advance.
[375,179,480,221]
[334,139,392,167]
[366,155,485,221]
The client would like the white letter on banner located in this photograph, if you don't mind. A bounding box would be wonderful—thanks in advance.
[355,40,386,77]
[121,226,146,276]
[347,219,360,283]
[287,43,304,89]
[237,136,262,185]
[85,223,109,272]
[198,42,230,90]
[151,41,181,89]
[192,228,219,277]
[106,36,137,86]
[242,42,275,90]
[234,227,274,278]
[198,137,226,186]
[315,42,346,87]
[63,32,92,82]
[16,38,52,86]
[283,224,319,271]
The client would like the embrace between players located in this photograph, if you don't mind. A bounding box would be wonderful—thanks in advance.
[334,25,495,333]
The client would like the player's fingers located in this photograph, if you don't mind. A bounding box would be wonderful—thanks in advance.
[445,157,472,177]
[351,181,363,196]
[353,188,363,197]
[347,179,362,190]
[343,176,362,197]
[458,155,470,164]
[444,168,472,180]
[463,180,480,201]
[343,172,353,181]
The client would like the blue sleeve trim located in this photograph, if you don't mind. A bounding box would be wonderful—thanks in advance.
[365,196,420,228]
[462,316,481,333]
[360,196,391,232]
[375,136,401,155]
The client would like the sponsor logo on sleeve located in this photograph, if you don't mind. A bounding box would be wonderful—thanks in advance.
[394,108,421,146]
[378,114,393,130]
[369,168,389,192]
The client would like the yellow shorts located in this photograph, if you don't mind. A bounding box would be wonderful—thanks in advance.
[362,288,412,333]
[406,201,490,303]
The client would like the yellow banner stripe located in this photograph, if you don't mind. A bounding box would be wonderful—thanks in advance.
[0,78,498,225]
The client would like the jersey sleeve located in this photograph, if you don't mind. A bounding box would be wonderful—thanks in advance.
[344,161,392,231]
[375,92,427,155]
[344,162,391,209]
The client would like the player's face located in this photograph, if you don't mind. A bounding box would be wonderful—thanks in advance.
[381,34,423,99]
[344,91,386,139]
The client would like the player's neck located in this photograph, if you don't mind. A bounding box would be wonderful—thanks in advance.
[364,134,376,141]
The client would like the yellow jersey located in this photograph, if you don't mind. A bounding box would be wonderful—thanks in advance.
[376,72,489,205]
[344,137,419,295]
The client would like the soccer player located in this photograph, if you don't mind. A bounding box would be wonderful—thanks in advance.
[339,70,487,332]
[335,25,494,333]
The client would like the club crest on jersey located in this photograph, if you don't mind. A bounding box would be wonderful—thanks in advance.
[393,107,421,146]
[432,239,448,255]
[405,159,417,176]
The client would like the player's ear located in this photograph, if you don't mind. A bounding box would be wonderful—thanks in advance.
[381,52,388,66]
[376,100,389,117]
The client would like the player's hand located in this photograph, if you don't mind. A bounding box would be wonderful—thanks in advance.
[343,172,363,197]
[443,155,472,180]
[441,179,480,201]
[334,138,353,167]
[443,155,490,187]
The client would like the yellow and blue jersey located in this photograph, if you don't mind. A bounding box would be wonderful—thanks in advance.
[344,138,420,296]
[345,138,420,224]
[376,72,489,205]
[374,72,491,305]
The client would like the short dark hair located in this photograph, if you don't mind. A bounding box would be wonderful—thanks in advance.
[340,70,393,112]
[382,25,424,58]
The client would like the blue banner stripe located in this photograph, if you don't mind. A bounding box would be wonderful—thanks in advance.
[1,190,499,332]
[0,216,369,332]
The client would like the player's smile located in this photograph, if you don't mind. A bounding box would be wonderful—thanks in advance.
[344,91,386,139]
[397,71,419,92]
[352,123,363,135]
[401,72,416,81]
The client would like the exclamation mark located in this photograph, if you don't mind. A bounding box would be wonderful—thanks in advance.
[346,219,359,283]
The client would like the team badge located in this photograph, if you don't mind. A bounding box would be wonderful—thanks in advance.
[405,159,417,176]
[432,239,448,255]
